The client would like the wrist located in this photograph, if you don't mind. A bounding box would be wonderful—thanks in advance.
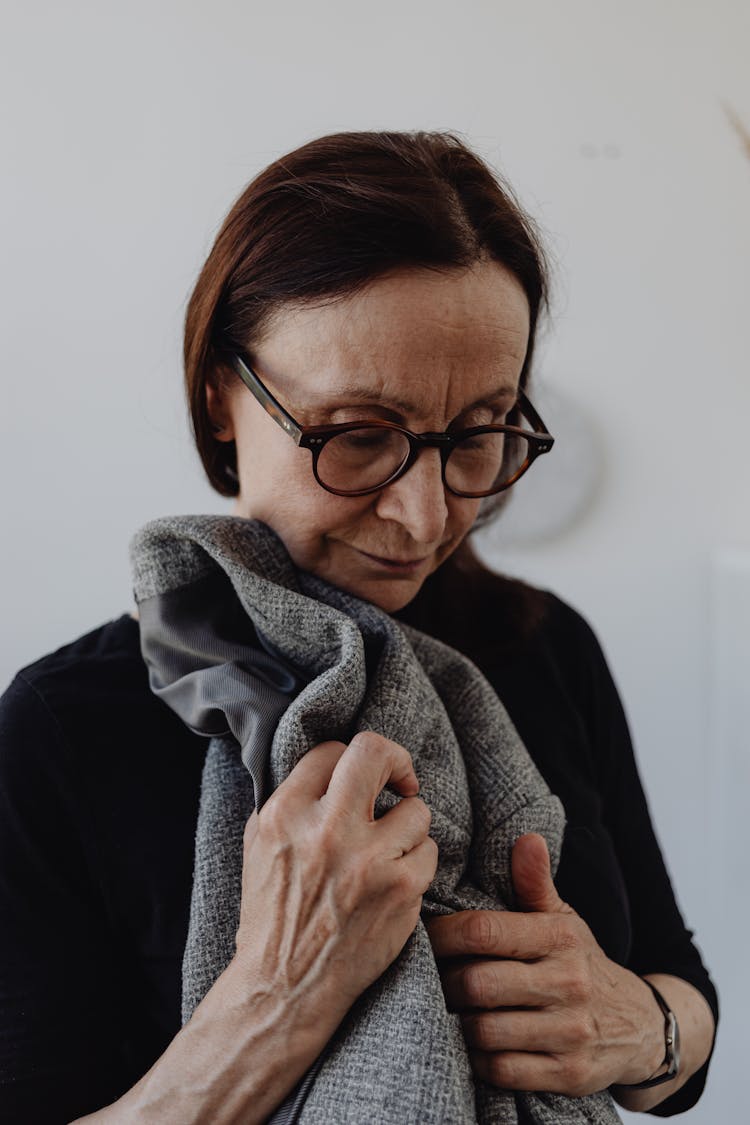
[218,955,343,1067]
[619,978,680,1090]
[611,973,670,1088]
[613,976,679,1090]
[613,973,715,1114]
[224,949,349,1044]
[120,960,339,1125]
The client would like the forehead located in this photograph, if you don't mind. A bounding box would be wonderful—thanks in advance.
[253,260,530,419]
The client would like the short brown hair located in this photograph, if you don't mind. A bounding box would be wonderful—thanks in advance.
[184,130,549,504]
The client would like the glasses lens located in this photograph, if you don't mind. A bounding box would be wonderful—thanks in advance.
[316,426,411,492]
[445,428,531,496]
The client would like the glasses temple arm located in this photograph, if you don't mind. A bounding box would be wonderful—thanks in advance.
[517,389,553,439]
[231,354,303,443]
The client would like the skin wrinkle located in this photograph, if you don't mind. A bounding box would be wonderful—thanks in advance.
[100,279,712,1117]
[250,270,527,431]
[270,381,519,425]
[250,833,342,1000]
[210,261,530,614]
[208,254,711,1104]
[283,349,521,427]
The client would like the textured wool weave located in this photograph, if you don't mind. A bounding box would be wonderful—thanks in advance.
[130,515,621,1125]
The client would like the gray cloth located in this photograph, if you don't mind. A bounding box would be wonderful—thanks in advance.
[130,514,621,1125]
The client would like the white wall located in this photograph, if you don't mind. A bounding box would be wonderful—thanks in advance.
[1,1,747,1118]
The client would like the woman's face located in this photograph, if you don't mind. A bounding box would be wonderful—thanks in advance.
[210,259,530,613]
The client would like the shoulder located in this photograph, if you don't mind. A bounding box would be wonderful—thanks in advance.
[0,619,202,1118]
[520,588,616,696]
[0,616,154,908]
[457,554,619,707]
[1,615,142,757]
[1,615,206,913]
[6,613,148,720]
[401,548,611,680]
[462,573,625,738]
[1,614,202,793]
[464,574,629,754]
[453,556,608,665]
[0,617,143,813]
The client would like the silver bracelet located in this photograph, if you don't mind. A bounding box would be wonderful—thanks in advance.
[623,979,680,1089]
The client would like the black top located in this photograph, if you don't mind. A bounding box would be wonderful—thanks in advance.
[0,575,717,1123]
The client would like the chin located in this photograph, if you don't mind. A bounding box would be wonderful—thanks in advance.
[348,576,425,614]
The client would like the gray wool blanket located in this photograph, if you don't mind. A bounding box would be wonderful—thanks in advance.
[130,514,621,1125]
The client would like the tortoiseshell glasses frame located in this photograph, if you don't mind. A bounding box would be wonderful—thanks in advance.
[230,353,554,498]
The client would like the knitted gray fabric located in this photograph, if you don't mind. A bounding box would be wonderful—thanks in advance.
[130,515,621,1125]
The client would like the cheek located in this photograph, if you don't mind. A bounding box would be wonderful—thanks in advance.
[447,496,482,540]
[236,456,370,563]
[270,498,373,576]
[238,469,322,529]
[234,416,313,513]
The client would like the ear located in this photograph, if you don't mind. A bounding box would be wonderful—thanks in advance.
[205,377,236,443]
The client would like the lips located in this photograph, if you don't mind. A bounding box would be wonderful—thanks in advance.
[357,549,429,570]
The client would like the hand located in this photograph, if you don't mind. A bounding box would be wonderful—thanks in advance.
[75,734,437,1125]
[426,833,665,1096]
[234,732,439,1035]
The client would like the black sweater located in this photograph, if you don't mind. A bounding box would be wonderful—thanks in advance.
[0,575,717,1122]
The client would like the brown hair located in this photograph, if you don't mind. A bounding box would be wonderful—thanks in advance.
[184,130,550,522]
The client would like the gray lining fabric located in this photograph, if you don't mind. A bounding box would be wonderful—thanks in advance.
[130,514,621,1125]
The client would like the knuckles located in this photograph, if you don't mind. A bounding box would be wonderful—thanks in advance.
[565,965,594,1007]
[563,1012,596,1050]
[347,729,382,753]
[349,729,411,764]
[255,794,292,844]
[425,834,439,870]
[242,736,435,920]
[482,1052,520,1089]
[461,910,499,955]
[406,796,433,835]
[554,1054,593,1097]
[391,864,423,904]
[460,961,501,1009]
[242,811,259,849]
[349,730,416,785]
[554,914,584,951]
[462,1013,495,1051]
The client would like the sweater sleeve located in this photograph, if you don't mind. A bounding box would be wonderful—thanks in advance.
[567,607,718,1116]
[0,673,139,1124]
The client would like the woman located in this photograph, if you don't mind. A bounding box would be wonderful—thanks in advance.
[0,131,716,1123]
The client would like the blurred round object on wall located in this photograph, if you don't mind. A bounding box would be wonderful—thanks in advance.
[477,381,606,548]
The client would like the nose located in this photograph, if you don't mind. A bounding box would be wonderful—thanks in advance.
[373,447,449,545]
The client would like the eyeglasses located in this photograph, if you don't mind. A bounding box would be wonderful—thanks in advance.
[230,353,554,498]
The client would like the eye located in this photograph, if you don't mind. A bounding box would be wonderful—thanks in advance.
[316,427,411,492]
[336,429,394,451]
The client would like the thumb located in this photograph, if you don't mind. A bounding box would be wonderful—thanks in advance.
[511,833,567,913]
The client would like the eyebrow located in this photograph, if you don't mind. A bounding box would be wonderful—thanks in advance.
[297,381,519,418]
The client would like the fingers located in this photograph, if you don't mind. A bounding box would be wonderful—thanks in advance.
[469,1049,595,1097]
[324,730,419,820]
[275,740,350,805]
[511,833,567,914]
[374,794,432,857]
[398,834,439,895]
[439,957,550,1010]
[427,909,563,961]
[469,1049,553,1093]
[461,1009,589,1055]
[260,734,428,875]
